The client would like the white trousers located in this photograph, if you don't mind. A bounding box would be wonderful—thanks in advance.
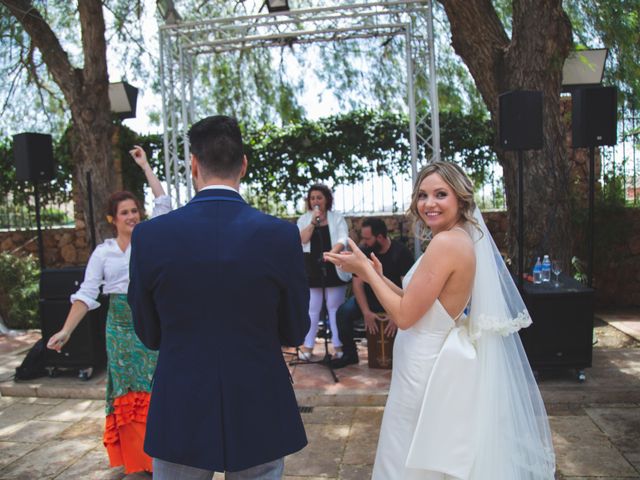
[303,285,347,349]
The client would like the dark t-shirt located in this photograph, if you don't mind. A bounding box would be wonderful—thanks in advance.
[361,239,414,312]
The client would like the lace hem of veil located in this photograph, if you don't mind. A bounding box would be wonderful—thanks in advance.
[470,311,532,340]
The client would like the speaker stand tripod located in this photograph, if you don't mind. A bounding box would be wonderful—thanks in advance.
[288,294,339,383]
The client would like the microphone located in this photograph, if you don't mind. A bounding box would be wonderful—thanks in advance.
[313,205,321,224]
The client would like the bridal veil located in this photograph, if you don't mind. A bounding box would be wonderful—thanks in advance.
[466,206,555,478]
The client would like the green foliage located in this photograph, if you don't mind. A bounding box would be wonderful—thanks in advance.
[2,0,489,137]
[242,187,290,217]
[116,124,165,202]
[593,169,632,273]
[1,108,496,218]
[244,111,401,203]
[0,134,73,207]
[3,0,638,153]
[0,1,150,137]
[571,256,588,284]
[439,110,495,186]
[0,121,167,229]
[0,205,73,230]
[601,168,626,208]
[0,132,74,229]
[40,208,72,225]
[567,1,640,108]
[570,164,632,284]
[159,1,309,126]
[243,108,496,207]
[0,253,39,329]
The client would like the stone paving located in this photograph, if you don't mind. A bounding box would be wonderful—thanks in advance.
[0,315,639,479]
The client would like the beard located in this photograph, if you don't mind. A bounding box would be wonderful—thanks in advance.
[371,240,383,254]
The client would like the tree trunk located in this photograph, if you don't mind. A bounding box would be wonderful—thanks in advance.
[2,0,116,244]
[437,0,574,270]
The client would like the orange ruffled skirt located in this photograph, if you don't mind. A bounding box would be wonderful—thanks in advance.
[103,391,153,473]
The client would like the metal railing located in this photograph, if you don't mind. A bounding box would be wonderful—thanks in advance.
[244,158,506,217]
[0,195,74,232]
[600,107,640,205]
[4,108,633,229]
[261,104,639,217]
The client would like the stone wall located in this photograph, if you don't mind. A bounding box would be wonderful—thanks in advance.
[343,211,509,252]
[2,208,638,307]
[590,208,640,306]
[337,210,640,308]
[0,227,91,268]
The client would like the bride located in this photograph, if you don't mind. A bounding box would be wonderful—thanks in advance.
[324,161,555,479]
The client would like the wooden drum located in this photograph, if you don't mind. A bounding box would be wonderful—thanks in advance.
[366,313,395,369]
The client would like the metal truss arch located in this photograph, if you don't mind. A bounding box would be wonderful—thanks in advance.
[159,0,440,206]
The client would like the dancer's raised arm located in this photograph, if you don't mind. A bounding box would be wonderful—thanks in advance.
[129,145,166,198]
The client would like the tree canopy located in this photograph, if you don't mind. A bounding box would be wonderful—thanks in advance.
[566,0,640,108]
[2,1,638,135]
[1,0,638,271]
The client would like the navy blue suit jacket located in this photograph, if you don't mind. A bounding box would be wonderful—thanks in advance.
[128,188,310,472]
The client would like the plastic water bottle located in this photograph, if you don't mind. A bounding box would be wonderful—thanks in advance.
[541,255,551,283]
[533,257,542,284]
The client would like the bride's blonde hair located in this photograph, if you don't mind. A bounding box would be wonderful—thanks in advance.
[408,161,479,239]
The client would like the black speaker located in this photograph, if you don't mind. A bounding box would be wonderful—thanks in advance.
[40,298,108,369]
[572,86,617,147]
[13,132,55,183]
[40,267,86,299]
[39,267,108,370]
[499,90,543,151]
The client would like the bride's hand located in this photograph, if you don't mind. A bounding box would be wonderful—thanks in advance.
[370,252,383,278]
[324,238,373,280]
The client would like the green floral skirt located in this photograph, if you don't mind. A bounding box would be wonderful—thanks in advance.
[103,294,157,472]
[104,294,158,414]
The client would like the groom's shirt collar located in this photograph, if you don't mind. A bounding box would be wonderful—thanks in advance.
[200,184,239,193]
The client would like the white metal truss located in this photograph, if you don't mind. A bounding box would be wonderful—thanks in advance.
[159,0,440,206]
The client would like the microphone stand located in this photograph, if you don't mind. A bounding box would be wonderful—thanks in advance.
[289,213,339,383]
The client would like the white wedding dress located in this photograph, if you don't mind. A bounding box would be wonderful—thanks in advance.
[372,258,477,480]
[372,210,556,480]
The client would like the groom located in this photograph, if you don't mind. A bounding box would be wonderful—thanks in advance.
[128,115,310,479]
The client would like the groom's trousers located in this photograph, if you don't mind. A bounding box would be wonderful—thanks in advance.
[152,457,284,480]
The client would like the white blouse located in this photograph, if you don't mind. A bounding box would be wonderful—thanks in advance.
[296,209,349,253]
[296,209,352,283]
[70,195,171,310]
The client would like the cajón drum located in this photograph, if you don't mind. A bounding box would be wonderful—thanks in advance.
[366,313,395,369]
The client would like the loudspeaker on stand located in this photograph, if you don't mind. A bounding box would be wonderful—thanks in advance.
[499,90,543,151]
[13,132,55,183]
[572,86,617,147]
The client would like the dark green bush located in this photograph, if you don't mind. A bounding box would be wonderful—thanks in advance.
[0,253,39,329]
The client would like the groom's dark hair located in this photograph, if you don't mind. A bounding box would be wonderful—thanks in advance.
[188,115,244,179]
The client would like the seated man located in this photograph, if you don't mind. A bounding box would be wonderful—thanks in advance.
[330,217,414,369]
